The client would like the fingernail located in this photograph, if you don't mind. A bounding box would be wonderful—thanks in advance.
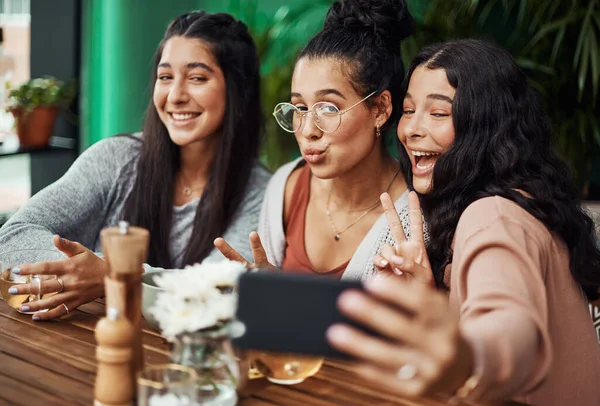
[20,305,30,312]
[8,287,18,295]
[379,259,388,267]
[32,316,40,321]
[338,291,361,309]
[61,237,67,245]
[366,276,385,290]
[394,267,404,276]
[392,255,404,265]
[326,324,348,343]
[11,267,20,274]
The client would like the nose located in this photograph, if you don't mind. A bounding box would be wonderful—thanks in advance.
[402,112,425,140]
[167,78,189,105]
[299,112,323,141]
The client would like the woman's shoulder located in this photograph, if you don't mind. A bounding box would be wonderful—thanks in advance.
[81,133,142,166]
[262,157,305,199]
[248,162,273,188]
[272,158,305,182]
[457,196,552,244]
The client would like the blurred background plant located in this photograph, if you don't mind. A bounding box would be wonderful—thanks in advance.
[224,0,600,197]
[226,0,334,170]
[7,76,76,113]
[402,0,600,198]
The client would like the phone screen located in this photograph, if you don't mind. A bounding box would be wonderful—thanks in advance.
[233,270,371,359]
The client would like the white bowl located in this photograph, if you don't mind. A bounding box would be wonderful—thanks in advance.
[141,269,166,330]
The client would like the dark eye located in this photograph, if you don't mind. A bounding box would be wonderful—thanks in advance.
[402,109,415,115]
[190,77,208,82]
[431,113,449,118]
[295,105,308,112]
[158,75,172,81]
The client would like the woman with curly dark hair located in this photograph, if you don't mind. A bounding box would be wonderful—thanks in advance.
[328,39,600,405]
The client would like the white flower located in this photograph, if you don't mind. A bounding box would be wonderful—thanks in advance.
[148,259,246,339]
[182,260,246,288]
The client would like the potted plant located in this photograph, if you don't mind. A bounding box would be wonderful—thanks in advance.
[6,76,76,148]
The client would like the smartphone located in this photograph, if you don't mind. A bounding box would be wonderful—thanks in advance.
[233,270,375,359]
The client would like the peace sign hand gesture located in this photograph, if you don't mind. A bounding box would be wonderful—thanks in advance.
[214,232,275,270]
[373,191,434,286]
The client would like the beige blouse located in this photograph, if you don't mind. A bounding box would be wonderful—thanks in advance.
[448,196,600,405]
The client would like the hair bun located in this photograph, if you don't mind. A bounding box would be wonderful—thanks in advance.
[323,0,414,45]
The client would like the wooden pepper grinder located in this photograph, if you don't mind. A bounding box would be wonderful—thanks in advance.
[100,221,149,391]
[94,307,134,406]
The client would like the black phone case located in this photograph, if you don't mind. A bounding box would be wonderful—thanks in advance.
[233,271,368,359]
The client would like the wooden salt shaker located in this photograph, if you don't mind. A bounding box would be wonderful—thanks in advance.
[94,307,134,406]
[100,221,149,389]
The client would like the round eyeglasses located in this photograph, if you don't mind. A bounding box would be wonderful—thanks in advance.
[272,91,376,134]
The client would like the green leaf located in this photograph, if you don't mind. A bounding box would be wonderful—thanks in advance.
[550,26,566,65]
[525,12,583,53]
[574,0,596,69]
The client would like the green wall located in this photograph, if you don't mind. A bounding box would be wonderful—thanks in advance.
[80,0,202,149]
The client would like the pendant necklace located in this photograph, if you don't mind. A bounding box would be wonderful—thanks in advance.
[326,168,400,242]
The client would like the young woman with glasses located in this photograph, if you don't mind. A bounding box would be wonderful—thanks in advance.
[215,0,424,282]
[0,11,271,320]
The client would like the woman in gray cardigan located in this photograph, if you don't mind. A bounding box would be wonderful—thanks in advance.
[0,11,270,320]
[215,0,426,281]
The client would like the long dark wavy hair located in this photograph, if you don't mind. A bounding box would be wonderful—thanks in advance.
[405,39,600,300]
[123,11,261,268]
[299,0,413,141]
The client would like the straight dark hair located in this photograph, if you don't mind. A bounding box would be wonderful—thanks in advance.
[123,11,262,268]
[406,39,600,300]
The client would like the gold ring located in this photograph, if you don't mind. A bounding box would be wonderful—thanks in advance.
[57,278,64,293]
[61,303,69,314]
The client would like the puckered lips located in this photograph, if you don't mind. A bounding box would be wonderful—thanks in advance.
[302,146,328,164]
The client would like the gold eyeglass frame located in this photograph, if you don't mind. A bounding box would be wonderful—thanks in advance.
[272,90,377,134]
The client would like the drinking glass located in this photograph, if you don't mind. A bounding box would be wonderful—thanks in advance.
[137,364,197,406]
[0,249,63,314]
[249,351,324,385]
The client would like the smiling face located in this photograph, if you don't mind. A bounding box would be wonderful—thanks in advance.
[397,66,456,194]
[153,36,226,147]
[290,57,385,179]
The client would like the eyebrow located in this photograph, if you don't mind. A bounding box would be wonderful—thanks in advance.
[405,92,453,104]
[291,89,347,100]
[157,62,215,73]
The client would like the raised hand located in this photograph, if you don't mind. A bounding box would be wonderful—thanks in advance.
[327,275,474,399]
[214,232,275,270]
[9,234,107,320]
[373,191,434,286]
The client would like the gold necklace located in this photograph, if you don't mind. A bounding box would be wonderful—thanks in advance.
[326,168,401,242]
[179,174,205,197]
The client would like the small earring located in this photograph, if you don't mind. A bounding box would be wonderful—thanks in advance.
[375,123,381,138]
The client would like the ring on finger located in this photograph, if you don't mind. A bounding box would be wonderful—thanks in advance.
[61,303,69,315]
[57,278,65,293]
[397,363,418,380]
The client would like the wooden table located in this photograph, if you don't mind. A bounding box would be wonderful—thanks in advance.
[0,299,521,406]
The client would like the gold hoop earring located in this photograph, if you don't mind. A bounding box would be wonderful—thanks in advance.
[375,123,381,138]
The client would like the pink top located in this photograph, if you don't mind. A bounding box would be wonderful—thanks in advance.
[448,196,600,405]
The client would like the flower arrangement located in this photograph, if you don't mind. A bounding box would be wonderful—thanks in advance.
[149,260,246,340]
